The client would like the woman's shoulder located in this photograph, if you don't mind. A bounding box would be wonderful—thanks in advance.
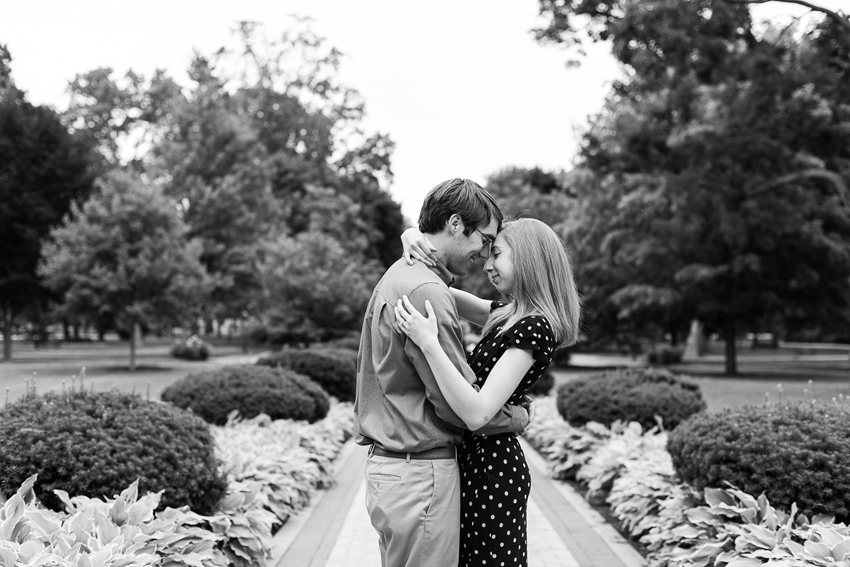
[509,313,553,333]
[504,315,554,348]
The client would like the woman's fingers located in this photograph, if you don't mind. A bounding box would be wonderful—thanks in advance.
[402,247,414,266]
[401,295,417,316]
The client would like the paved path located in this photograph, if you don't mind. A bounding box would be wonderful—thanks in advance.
[271,438,645,567]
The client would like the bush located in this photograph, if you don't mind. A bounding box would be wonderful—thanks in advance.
[647,345,684,365]
[170,335,210,361]
[550,347,571,369]
[256,348,356,402]
[161,365,330,425]
[527,369,555,396]
[320,333,361,352]
[0,390,227,514]
[667,400,850,522]
[556,367,706,430]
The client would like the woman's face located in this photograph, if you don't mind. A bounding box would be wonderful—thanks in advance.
[484,233,515,295]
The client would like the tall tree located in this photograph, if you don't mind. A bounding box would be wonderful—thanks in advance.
[0,56,96,360]
[39,171,209,370]
[252,230,382,345]
[535,0,850,373]
[64,20,406,339]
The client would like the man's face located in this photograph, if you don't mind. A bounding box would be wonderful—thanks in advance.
[444,216,499,276]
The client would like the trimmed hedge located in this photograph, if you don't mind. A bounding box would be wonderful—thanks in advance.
[170,335,210,361]
[256,348,356,402]
[320,334,361,352]
[161,365,330,425]
[647,345,684,365]
[556,367,706,430]
[668,400,850,522]
[527,369,555,396]
[0,390,227,514]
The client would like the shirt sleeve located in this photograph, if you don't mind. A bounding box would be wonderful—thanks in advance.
[501,316,556,364]
[403,283,528,435]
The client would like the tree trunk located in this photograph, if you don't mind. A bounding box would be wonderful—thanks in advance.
[129,322,139,371]
[63,318,71,341]
[2,304,12,362]
[724,319,738,376]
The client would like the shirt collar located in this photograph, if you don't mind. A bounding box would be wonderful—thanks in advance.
[427,257,456,287]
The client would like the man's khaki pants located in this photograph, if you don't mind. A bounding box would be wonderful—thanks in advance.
[365,453,460,567]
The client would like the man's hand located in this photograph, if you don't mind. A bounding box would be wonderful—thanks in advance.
[519,395,535,436]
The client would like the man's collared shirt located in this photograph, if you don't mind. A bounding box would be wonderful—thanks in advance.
[354,259,527,453]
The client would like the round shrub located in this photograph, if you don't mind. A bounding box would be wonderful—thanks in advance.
[0,390,227,514]
[161,365,329,425]
[256,348,356,402]
[556,367,706,430]
[647,345,684,365]
[527,369,555,396]
[170,335,210,361]
[668,401,850,521]
[550,347,571,369]
[320,334,361,352]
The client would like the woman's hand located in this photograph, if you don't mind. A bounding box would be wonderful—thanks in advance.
[401,227,437,267]
[395,295,439,348]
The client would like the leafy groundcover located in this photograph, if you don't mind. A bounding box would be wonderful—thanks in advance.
[524,396,850,567]
[0,401,354,567]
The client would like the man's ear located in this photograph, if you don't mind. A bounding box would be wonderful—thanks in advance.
[446,214,463,234]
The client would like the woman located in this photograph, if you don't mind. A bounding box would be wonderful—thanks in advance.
[396,217,581,567]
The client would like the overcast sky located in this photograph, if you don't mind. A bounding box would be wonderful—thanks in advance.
[2,0,844,222]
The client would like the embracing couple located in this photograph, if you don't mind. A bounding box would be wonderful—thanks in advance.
[354,178,581,567]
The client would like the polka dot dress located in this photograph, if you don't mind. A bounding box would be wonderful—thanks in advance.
[458,308,555,567]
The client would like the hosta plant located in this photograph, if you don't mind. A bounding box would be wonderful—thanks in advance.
[522,396,611,480]
[0,401,357,567]
[0,474,270,567]
[647,487,850,567]
[213,401,354,526]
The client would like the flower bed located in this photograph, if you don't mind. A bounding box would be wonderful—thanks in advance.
[524,397,850,567]
[0,401,355,567]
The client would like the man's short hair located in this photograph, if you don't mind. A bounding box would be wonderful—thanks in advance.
[418,178,503,235]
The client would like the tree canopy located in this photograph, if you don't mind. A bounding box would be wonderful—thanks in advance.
[536,0,850,372]
[0,69,96,360]
[38,170,209,369]
[0,20,407,352]
[62,20,405,339]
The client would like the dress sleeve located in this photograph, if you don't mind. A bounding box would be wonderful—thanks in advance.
[501,316,555,363]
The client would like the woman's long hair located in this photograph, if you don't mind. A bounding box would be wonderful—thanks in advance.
[481,218,581,348]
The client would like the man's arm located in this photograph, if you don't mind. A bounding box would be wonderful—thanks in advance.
[403,284,528,435]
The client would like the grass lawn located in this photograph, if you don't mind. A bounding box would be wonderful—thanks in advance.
[2,338,848,412]
[0,338,266,407]
[551,341,850,412]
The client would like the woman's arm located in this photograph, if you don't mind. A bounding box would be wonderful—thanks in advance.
[449,288,492,327]
[401,227,437,267]
[396,296,534,431]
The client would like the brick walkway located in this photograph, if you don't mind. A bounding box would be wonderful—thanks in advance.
[272,438,645,567]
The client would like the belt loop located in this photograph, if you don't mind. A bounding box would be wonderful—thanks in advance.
[368,443,375,457]
[405,452,411,463]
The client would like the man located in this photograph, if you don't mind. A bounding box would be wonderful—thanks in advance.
[354,178,530,567]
